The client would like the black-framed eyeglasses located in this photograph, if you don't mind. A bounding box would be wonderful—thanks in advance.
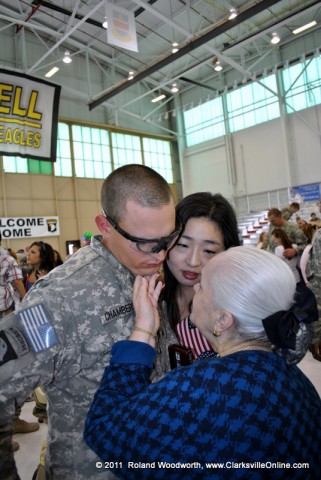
[103,210,182,254]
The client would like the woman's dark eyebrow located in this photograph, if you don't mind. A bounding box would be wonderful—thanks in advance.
[179,234,222,245]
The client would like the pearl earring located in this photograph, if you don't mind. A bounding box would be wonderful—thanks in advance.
[213,330,221,337]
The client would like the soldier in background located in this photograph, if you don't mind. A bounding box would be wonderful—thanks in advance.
[306,227,321,361]
[281,201,300,221]
[0,164,178,479]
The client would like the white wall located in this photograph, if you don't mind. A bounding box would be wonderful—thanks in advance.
[180,104,321,206]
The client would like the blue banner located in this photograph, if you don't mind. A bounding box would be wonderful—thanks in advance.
[288,183,320,203]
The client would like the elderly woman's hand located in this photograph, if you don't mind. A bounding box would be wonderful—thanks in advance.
[130,273,164,346]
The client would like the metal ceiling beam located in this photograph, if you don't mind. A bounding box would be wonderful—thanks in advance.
[31,0,159,28]
[88,0,284,110]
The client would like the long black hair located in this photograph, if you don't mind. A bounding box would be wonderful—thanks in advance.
[163,192,240,331]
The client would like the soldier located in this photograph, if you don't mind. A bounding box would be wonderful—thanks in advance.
[281,201,300,221]
[262,208,308,259]
[306,227,321,361]
[0,164,178,479]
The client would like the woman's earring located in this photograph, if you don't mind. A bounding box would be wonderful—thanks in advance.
[213,330,221,337]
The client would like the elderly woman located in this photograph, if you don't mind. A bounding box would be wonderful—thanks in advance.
[84,248,321,479]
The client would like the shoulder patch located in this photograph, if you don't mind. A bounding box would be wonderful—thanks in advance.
[18,304,59,353]
[0,330,18,366]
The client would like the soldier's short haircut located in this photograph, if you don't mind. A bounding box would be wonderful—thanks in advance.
[268,208,282,217]
[101,164,173,222]
[290,202,300,210]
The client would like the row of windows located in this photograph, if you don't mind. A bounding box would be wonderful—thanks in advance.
[184,55,321,147]
[2,126,174,183]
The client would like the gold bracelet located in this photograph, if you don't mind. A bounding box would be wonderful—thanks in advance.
[132,327,157,339]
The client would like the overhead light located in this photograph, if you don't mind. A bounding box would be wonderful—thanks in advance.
[214,60,223,72]
[128,71,134,80]
[151,94,166,103]
[293,21,317,35]
[271,32,281,44]
[45,66,59,78]
[102,17,108,29]
[171,83,179,93]
[228,8,238,20]
[172,42,179,54]
[62,51,72,64]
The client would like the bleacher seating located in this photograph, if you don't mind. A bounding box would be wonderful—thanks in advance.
[237,201,320,247]
[238,210,269,247]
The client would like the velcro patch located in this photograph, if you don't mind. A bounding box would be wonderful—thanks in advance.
[18,304,59,353]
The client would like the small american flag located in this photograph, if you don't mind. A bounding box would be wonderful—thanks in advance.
[18,304,59,353]
[177,316,216,359]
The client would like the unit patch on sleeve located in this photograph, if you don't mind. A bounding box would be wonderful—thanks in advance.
[0,329,18,366]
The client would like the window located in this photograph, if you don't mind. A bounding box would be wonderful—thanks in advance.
[143,138,173,183]
[2,122,175,183]
[72,125,112,179]
[111,132,142,168]
[54,123,72,177]
[184,97,225,147]
[282,56,321,113]
[3,122,71,176]
[227,75,280,132]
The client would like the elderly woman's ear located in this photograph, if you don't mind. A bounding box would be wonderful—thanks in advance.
[213,310,234,335]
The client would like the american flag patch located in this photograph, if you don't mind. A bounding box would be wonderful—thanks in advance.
[18,304,59,353]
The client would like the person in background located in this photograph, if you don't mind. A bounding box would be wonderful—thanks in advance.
[54,249,63,267]
[0,234,37,449]
[262,208,308,259]
[306,227,321,361]
[281,201,300,221]
[310,212,320,222]
[256,231,268,249]
[270,228,301,283]
[64,244,80,262]
[84,247,321,480]
[300,222,315,244]
[0,164,177,480]
[158,193,239,371]
[25,241,56,291]
[309,203,321,229]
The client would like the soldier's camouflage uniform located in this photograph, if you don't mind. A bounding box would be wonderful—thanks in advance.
[306,228,321,344]
[262,222,308,255]
[0,235,137,479]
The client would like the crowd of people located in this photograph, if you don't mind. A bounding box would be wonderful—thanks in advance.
[1,165,321,480]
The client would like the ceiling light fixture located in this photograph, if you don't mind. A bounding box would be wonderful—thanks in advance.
[45,66,59,78]
[271,32,281,45]
[171,83,179,93]
[293,20,317,35]
[62,51,72,64]
[172,42,179,54]
[151,94,166,103]
[128,71,134,80]
[102,17,108,29]
[214,61,223,72]
[228,8,238,20]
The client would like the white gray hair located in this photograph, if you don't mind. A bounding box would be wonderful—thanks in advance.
[208,247,296,341]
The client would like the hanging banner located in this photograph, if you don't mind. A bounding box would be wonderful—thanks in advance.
[288,183,321,203]
[106,3,138,52]
[0,69,61,162]
[0,216,60,239]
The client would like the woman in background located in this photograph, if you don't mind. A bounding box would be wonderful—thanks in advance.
[25,241,55,291]
[271,228,301,283]
[256,231,268,249]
